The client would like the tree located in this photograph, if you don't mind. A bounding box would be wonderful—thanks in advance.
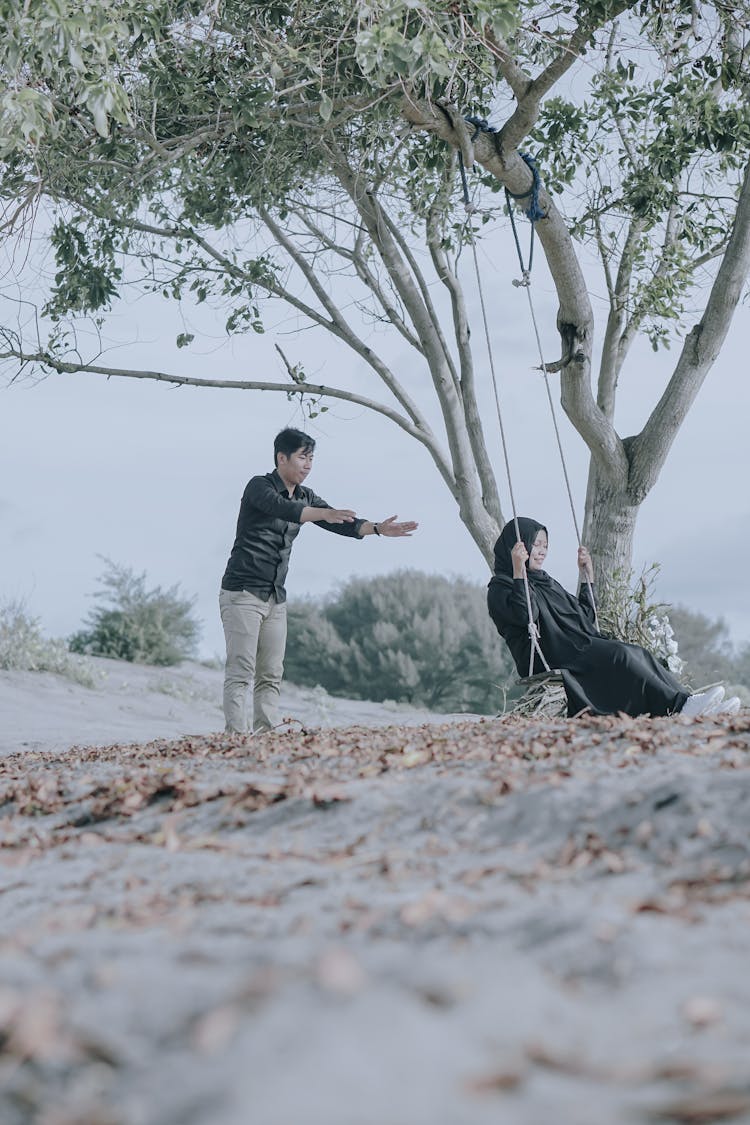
[284,572,515,712]
[667,604,737,688]
[69,558,201,665]
[1,1,749,583]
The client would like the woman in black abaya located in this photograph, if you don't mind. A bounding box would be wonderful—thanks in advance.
[487,517,738,719]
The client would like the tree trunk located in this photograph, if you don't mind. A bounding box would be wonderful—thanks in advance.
[582,465,639,583]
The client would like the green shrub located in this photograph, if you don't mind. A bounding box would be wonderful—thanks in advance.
[69,559,200,666]
[595,564,685,677]
[285,570,515,713]
[668,605,750,692]
[0,598,98,687]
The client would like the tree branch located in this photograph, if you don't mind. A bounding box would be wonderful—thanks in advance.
[29,180,466,514]
[323,137,503,551]
[293,208,424,354]
[597,215,646,419]
[494,2,641,151]
[425,174,502,525]
[402,97,628,485]
[629,158,750,500]
[0,345,456,489]
[379,209,461,394]
[56,192,435,440]
[478,30,530,100]
[258,205,430,431]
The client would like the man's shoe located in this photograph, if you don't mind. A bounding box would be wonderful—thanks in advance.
[680,686,725,717]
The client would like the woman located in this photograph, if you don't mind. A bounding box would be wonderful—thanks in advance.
[487,517,740,719]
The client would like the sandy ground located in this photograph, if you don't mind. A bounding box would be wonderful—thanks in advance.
[1,662,750,1125]
[0,656,462,758]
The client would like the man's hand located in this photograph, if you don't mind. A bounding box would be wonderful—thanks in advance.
[374,515,418,538]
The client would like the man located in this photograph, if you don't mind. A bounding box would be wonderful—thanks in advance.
[219,427,418,733]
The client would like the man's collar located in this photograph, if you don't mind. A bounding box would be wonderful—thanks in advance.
[270,468,299,497]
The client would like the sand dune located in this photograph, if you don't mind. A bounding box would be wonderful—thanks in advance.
[0,656,460,757]
[1,663,749,1124]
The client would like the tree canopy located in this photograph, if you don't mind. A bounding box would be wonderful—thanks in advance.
[284,570,515,712]
[69,558,201,665]
[2,0,749,578]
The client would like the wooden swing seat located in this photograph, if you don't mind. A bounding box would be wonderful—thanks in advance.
[515,670,564,687]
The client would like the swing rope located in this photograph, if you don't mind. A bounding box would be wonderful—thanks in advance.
[457,123,599,670]
[457,152,550,676]
[504,182,600,630]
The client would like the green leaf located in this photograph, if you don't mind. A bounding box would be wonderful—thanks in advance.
[88,93,110,138]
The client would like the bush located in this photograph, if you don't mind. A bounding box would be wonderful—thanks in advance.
[0,598,98,687]
[668,605,750,691]
[594,568,750,695]
[285,570,515,714]
[69,559,200,666]
[596,564,685,677]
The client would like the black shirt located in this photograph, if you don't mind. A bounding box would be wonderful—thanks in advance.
[221,469,366,601]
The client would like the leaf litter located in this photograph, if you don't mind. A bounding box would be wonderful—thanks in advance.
[0,711,749,1123]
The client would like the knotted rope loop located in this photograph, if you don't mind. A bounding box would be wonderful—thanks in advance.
[505,152,546,223]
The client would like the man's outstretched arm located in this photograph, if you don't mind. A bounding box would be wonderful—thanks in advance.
[301,487,418,539]
[300,506,358,525]
[357,515,418,538]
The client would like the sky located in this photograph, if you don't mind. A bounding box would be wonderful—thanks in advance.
[2,210,749,663]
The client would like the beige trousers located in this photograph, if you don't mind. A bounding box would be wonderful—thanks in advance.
[219,589,287,734]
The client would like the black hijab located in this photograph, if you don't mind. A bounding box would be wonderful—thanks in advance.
[493,517,550,584]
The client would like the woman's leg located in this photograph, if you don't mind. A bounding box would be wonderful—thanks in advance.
[565,638,688,717]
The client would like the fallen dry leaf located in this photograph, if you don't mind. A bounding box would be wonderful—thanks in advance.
[400,890,474,927]
[315,947,367,994]
[191,1003,241,1055]
[464,1065,526,1094]
[681,995,724,1029]
[648,1090,750,1122]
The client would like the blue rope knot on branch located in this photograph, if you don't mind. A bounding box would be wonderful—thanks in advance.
[463,115,547,223]
[506,153,546,224]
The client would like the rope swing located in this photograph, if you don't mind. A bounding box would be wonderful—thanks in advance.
[456,119,600,676]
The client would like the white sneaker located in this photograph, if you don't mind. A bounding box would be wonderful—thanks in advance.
[680,686,725,717]
[714,696,741,716]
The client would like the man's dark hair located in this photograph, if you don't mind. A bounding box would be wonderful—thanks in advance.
[274,427,315,466]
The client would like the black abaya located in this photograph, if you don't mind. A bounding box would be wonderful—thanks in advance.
[487,518,689,718]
